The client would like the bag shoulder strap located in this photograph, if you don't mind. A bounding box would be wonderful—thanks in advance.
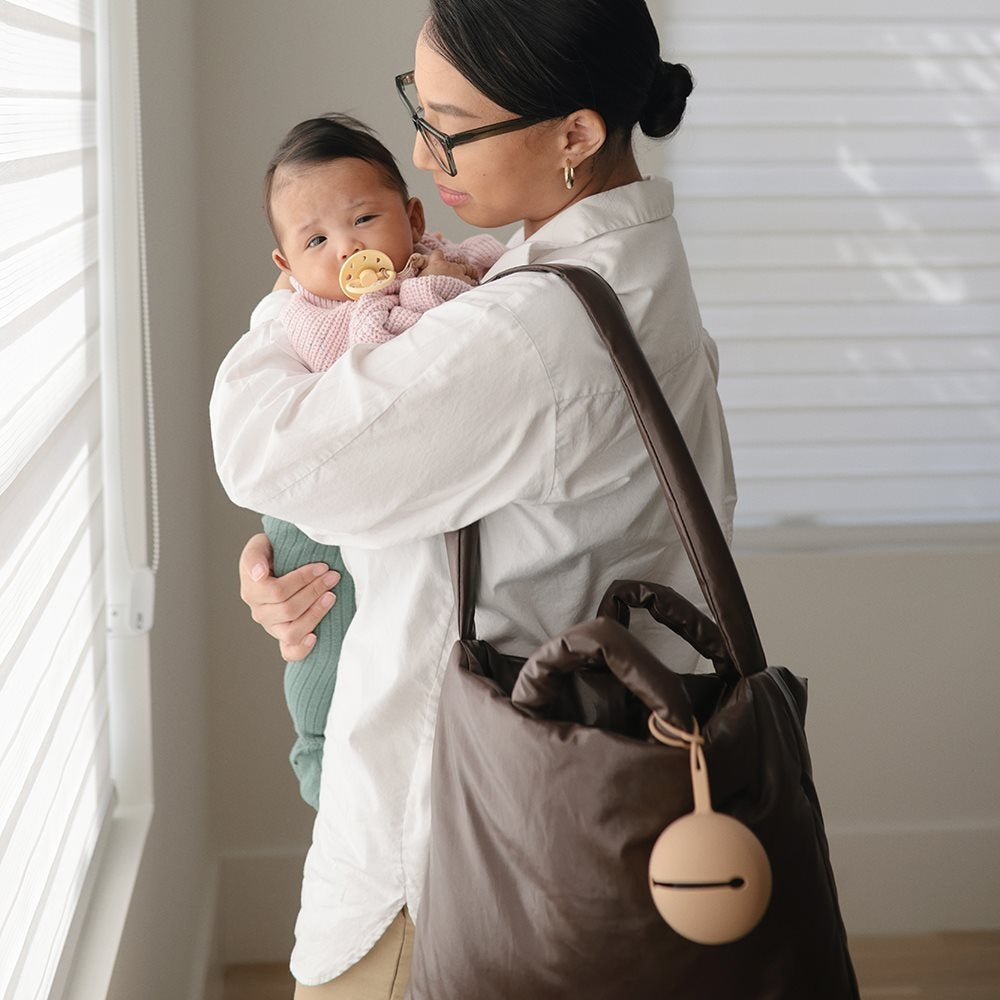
[446,263,767,678]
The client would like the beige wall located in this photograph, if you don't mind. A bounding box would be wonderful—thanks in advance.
[111,1,1000,992]
[107,1,216,998]
[198,0,441,969]
[738,543,1000,934]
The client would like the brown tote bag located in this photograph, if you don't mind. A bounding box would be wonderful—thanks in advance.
[407,265,859,1000]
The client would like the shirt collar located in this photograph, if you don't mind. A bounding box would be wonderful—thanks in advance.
[497,176,675,268]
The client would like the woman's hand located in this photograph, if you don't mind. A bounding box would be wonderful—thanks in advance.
[238,533,341,661]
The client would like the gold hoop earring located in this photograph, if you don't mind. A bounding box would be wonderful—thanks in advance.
[564,160,575,190]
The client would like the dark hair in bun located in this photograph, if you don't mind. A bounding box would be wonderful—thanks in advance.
[640,60,694,138]
[426,0,693,156]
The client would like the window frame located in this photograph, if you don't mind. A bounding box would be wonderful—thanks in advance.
[45,0,155,994]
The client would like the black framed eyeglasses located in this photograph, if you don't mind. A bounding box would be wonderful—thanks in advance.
[395,71,545,177]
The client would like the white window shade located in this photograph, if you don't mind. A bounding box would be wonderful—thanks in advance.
[0,1,121,997]
[659,0,1000,530]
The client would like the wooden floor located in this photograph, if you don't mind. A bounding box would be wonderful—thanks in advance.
[222,932,1000,1000]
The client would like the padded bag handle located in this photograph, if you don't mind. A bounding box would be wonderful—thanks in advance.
[510,616,697,735]
[596,578,735,682]
[447,263,766,678]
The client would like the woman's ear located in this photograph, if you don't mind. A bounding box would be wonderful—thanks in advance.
[561,109,607,166]
[407,197,426,243]
[272,247,292,274]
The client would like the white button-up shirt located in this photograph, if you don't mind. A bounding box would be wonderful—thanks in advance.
[210,177,736,985]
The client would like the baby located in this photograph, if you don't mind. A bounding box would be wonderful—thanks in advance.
[260,113,505,808]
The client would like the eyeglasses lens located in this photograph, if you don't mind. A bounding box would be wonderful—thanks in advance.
[418,129,451,173]
[401,78,453,174]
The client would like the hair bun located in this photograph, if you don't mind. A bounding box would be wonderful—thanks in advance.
[639,60,693,138]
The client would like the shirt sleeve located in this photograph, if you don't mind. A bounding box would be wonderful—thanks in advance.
[210,281,558,548]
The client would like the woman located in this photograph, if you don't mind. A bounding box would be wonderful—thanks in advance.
[211,0,736,995]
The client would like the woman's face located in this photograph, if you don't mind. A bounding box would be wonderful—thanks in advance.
[411,31,572,236]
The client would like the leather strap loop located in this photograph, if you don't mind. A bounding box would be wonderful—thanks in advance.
[445,525,478,642]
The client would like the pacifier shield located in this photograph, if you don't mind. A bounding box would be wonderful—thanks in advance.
[339,250,396,299]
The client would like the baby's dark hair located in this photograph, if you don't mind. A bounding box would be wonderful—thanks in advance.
[264,113,409,245]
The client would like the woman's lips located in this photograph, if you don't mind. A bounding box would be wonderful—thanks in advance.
[436,184,469,207]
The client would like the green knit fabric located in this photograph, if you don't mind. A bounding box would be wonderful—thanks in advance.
[262,515,356,810]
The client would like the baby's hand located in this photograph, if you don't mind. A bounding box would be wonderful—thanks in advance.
[410,249,475,285]
[406,252,429,274]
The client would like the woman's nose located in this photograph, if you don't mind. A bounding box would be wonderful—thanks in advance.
[412,132,435,172]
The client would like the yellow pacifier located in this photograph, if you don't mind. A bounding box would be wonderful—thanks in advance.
[339,250,396,300]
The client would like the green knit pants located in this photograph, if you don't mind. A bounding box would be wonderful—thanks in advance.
[262,515,357,810]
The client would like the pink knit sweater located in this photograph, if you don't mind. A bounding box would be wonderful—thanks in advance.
[282,232,506,372]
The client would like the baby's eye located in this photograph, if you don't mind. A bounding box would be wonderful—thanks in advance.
[354,214,376,226]
[307,235,326,248]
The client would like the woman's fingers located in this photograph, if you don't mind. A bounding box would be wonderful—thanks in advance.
[280,634,318,662]
[237,532,340,659]
[238,532,275,592]
[276,591,337,662]
[244,562,340,627]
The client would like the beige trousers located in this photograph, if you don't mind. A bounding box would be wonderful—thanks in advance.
[293,908,414,1000]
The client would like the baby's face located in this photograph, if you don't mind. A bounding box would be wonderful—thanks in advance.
[271,157,421,301]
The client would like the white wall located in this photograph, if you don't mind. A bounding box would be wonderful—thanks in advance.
[107,0,1000,987]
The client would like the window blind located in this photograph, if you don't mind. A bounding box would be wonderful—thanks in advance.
[659,0,1000,529]
[0,2,115,997]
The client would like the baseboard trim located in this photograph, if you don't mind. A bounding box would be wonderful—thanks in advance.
[213,824,1000,966]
